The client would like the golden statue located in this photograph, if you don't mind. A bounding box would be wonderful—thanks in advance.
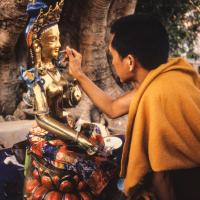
[22,1,117,199]
[24,0,98,154]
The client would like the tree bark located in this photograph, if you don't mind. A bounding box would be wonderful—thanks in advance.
[74,0,137,128]
[0,0,28,115]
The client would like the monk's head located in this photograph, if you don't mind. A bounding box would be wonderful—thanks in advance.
[109,14,169,83]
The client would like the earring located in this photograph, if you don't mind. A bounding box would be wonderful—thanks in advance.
[129,66,133,72]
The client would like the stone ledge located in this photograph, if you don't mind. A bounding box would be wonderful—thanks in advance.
[0,120,34,148]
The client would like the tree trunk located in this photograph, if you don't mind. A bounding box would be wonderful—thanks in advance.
[0,0,28,115]
[73,0,137,129]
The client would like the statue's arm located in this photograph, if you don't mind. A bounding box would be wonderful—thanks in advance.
[33,83,96,154]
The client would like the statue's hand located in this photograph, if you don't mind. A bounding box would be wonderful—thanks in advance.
[65,47,84,80]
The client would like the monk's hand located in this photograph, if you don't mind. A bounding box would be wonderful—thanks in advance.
[65,47,84,79]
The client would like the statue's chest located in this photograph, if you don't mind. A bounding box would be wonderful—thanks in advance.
[41,71,64,96]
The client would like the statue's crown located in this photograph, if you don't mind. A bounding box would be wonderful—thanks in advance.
[26,0,64,47]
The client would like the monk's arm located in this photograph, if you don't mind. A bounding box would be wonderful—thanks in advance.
[66,47,135,118]
[75,73,135,119]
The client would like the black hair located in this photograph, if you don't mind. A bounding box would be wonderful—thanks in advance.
[110,14,169,70]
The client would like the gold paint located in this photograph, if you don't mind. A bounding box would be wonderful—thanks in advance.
[30,13,97,154]
[40,25,61,61]
[27,0,64,48]
[33,70,96,153]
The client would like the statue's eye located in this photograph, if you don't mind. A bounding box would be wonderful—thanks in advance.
[48,36,57,42]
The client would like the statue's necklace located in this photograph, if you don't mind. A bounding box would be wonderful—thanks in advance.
[38,62,60,84]
[46,68,60,83]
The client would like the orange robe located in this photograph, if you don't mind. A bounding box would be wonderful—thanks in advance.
[120,58,200,194]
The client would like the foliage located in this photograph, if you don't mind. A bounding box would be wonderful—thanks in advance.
[135,0,200,59]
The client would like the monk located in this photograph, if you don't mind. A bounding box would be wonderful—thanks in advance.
[65,14,200,200]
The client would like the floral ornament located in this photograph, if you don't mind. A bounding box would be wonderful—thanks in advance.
[19,66,44,91]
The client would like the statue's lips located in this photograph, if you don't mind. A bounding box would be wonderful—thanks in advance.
[53,49,60,57]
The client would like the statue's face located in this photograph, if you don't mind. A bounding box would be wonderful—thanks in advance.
[40,24,61,60]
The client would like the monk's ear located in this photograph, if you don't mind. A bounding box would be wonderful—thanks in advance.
[126,54,135,72]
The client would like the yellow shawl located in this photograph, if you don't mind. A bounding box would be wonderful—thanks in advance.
[120,58,200,195]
